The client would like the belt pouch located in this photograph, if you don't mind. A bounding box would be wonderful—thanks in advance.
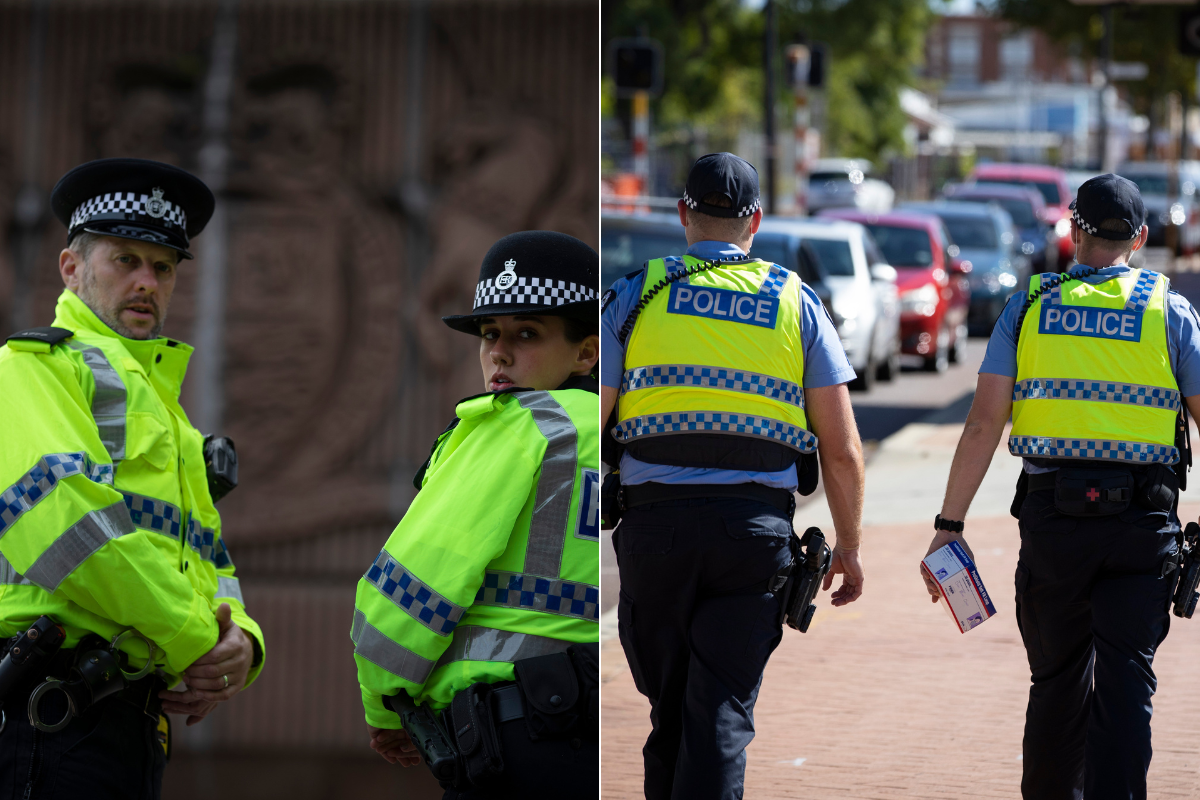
[1054,468,1134,517]
[513,651,580,741]
[449,684,504,786]
[567,643,599,740]
[1135,463,1179,513]
[1011,469,1029,519]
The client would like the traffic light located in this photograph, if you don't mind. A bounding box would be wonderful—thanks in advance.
[808,43,826,89]
[1182,7,1200,57]
[609,38,664,98]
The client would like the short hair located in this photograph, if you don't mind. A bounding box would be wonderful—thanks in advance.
[68,231,104,262]
[1078,217,1139,258]
[563,312,598,343]
[685,192,753,242]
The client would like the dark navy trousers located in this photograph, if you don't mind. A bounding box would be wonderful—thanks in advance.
[1015,488,1179,800]
[615,496,793,800]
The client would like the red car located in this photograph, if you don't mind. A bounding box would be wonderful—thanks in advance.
[970,163,1074,263]
[820,209,970,372]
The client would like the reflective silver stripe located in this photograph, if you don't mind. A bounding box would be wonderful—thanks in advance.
[68,343,127,465]
[614,411,819,453]
[0,553,31,586]
[516,392,577,579]
[351,609,436,684]
[364,550,465,636]
[121,491,183,539]
[621,364,804,408]
[1009,435,1178,465]
[0,453,114,539]
[1013,378,1181,411]
[24,502,134,592]
[475,570,599,621]
[434,625,575,668]
[216,576,244,604]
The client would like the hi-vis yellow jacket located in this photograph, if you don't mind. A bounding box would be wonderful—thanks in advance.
[0,290,264,683]
[1010,268,1180,464]
[353,380,599,727]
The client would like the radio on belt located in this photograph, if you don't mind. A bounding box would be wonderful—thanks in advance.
[921,541,996,633]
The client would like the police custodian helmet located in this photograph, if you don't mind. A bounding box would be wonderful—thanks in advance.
[442,230,599,335]
[50,158,216,260]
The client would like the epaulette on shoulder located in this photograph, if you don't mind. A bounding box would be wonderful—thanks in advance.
[5,327,74,352]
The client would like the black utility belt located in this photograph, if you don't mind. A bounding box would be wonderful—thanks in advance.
[1026,462,1178,517]
[622,481,795,515]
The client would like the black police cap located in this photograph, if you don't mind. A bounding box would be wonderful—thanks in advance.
[1069,173,1146,241]
[50,158,215,260]
[682,152,761,219]
[442,230,599,335]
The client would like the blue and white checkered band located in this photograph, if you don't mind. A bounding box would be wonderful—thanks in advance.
[120,491,183,539]
[1012,378,1181,411]
[758,263,791,297]
[1009,435,1178,465]
[1073,208,1138,240]
[365,550,466,636]
[69,190,187,234]
[475,570,600,621]
[186,517,216,563]
[473,276,597,310]
[1125,269,1160,312]
[0,453,113,538]
[613,411,819,453]
[621,364,804,408]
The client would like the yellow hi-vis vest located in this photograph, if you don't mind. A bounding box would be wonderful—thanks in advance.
[1010,268,1180,464]
[615,254,816,472]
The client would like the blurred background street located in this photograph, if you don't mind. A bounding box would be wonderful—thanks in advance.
[0,1,596,798]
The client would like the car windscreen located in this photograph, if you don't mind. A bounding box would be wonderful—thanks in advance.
[1120,174,1170,196]
[861,224,933,267]
[803,237,856,276]
[959,196,1037,227]
[940,215,999,249]
[747,235,794,274]
[600,226,688,289]
[979,178,1061,206]
[809,172,851,183]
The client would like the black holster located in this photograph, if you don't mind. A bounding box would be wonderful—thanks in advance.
[600,470,623,529]
[448,683,505,787]
[1010,470,1029,519]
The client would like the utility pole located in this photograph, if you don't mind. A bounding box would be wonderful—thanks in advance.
[787,45,810,216]
[1096,4,1113,171]
[763,0,777,214]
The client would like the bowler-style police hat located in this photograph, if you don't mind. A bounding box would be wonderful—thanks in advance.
[1069,173,1146,241]
[442,230,599,335]
[682,152,761,219]
[50,158,216,260]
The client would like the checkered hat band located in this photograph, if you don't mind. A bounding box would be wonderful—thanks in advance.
[475,570,600,621]
[621,364,804,409]
[1009,435,1178,464]
[365,550,466,636]
[681,188,760,218]
[70,192,187,232]
[473,276,598,310]
[614,411,818,453]
[1073,208,1137,240]
[1013,378,1180,411]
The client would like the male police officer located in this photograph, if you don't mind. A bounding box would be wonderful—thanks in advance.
[353,231,599,799]
[0,158,265,799]
[922,174,1200,799]
[600,153,866,799]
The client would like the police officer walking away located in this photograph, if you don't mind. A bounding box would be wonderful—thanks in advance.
[922,174,1200,799]
[353,231,600,799]
[0,158,265,799]
[601,153,867,799]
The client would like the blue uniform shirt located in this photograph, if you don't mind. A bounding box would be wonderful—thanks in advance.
[601,239,856,489]
[980,264,1200,472]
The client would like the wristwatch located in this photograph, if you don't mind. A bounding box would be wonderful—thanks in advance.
[934,514,964,533]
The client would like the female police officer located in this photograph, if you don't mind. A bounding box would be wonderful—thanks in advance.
[352,231,600,799]
[923,174,1200,799]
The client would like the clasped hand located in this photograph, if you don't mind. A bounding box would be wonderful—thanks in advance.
[158,602,254,726]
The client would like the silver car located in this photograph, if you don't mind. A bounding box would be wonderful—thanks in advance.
[1116,161,1200,255]
[807,158,896,216]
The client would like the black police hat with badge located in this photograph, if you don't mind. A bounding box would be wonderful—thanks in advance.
[50,158,216,260]
[442,230,599,335]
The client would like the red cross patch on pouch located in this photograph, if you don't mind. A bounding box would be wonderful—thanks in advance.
[1087,487,1100,502]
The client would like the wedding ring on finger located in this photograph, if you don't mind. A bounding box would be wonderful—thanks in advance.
[222,674,229,688]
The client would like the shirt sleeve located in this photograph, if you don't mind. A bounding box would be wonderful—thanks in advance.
[800,283,857,388]
[600,270,647,389]
[353,406,542,728]
[979,292,1026,378]
[1167,290,1200,397]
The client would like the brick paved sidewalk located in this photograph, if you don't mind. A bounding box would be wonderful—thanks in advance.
[603,508,1200,799]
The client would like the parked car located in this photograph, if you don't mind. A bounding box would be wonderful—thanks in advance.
[818,209,969,372]
[757,217,901,389]
[900,200,1024,336]
[600,210,687,290]
[806,158,895,215]
[944,182,1057,274]
[1116,161,1200,255]
[746,233,835,323]
[969,163,1074,263]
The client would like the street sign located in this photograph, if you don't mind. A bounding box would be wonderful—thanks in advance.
[1108,62,1149,81]
[608,38,664,98]
[1183,7,1200,57]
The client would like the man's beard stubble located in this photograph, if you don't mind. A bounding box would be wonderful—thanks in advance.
[75,264,166,340]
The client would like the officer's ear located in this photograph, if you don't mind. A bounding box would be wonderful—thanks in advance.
[571,333,599,376]
[749,207,763,235]
[59,247,85,292]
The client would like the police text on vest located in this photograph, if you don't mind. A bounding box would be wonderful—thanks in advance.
[1039,304,1142,343]
[667,284,779,329]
